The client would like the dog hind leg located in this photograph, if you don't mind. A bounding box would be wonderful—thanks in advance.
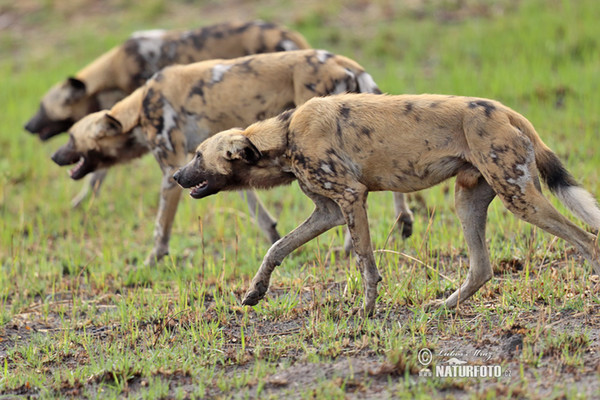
[430,177,496,309]
[394,192,414,238]
[471,128,600,276]
[242,185,345,306]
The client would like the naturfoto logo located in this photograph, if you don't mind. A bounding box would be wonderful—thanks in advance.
[418,348,510,378]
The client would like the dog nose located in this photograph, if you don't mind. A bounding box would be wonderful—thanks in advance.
[172,169,181,183]
[24,120,35,133]
[50,151,60,164]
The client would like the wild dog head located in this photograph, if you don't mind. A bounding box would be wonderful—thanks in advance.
[25,78,102,141]
[173,129,262,198]
[51,110,148,180]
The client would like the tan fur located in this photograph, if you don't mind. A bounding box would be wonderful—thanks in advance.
[178,93,600,315]
[52,50,410,266]
[27,20,311,207]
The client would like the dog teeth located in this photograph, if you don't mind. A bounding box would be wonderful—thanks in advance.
[193,181,207,190]
[69,157,85,177]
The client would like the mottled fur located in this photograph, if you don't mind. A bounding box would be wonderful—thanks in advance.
[25,20,310,206]
[174,93,600,315]
[51,50,409,266]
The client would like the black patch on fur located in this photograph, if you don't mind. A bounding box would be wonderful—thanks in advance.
[404,102,414,114]
[256,111,267,120]
[188,80,207,102]
[361,126,372,138]
[340,106,351,119]
[277,108,296,123]
[468,100,496,117]
[304,83,316,92]
[336,120,343,138]
[538,150,579,191]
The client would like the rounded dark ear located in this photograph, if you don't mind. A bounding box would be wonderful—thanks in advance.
[225,137,262,164]
[242,141,262,164]
[66,77,87,102]
[67,77,86,91]
[103,114,123,136]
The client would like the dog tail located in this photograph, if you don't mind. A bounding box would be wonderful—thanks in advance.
[356,72,382,94]
[537,149,600,228]
[510,113,600,228]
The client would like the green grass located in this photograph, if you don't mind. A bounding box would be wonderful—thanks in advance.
[2,0,600,398]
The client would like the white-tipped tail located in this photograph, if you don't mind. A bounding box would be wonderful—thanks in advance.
[357,72,381,94]
[555,186,600,229]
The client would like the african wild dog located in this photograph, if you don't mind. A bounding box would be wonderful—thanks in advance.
[51,50,412,265]
[24,20,310,207]
[173,92,600,315]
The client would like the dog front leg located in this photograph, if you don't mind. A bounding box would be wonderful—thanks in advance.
[239,190,281,243]
[145,170,182,266]
[71,169,108,208]
[242,190,344,306]
[337,186,381,316]
[342,192,414,253]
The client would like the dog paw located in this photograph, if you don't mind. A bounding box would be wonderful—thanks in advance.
[242,282,268,306]
[144,248,168,266]
[242,290,264,306]
[399,214,414,239]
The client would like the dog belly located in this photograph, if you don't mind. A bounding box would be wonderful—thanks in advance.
[362,155,470,193]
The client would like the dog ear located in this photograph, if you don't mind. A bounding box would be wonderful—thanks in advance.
[92,114,123,139]
[66,77,87,102]
[224,136,262,164]
[104,114,123,136]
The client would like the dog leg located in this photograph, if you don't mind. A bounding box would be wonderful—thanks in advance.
[71,169,108,208]
[242,187,345,306]
[342,192,413,253]
[472,131,600,275]
[429,178,496,309]
[239,190,281,244]
[336,185,382,316]
[145,170,182,266]
[394,192,414,239]
[494,182,600,275]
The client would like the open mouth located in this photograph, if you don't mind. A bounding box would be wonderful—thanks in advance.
[69,157,85,177]
[190,180,208,198]
[39,126,59,141]
[67,156,94,180]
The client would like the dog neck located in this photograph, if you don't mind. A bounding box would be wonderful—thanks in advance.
[106,87,143,134]
[76,46,122,95]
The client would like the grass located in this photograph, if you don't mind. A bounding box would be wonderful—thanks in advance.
[2,0,600,398]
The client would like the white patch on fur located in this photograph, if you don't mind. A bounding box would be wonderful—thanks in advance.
[316,50,332,63]
[555,186,600,229]
[324,182,332,189]
[334,70,357,94]
[136,37,163,64]
[320,163,333,174]
[160,102,177,152]
[211,64,232,83]
[131,29,166,39]
[507,162,531,194]
[356,72,379,94]
[279,39,299,51]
